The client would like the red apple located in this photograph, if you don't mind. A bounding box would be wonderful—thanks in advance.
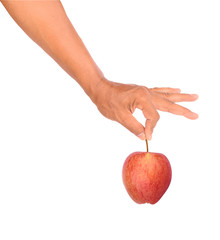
[122,140,172,204]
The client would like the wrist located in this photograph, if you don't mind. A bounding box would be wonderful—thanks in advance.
[88,77,111,104]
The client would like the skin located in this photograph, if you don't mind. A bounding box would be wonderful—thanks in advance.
[0,0,198,140]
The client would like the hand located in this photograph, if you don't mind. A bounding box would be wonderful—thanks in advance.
[92,78,198,140]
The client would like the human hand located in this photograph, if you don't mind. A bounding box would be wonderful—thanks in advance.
[91,78,198,140]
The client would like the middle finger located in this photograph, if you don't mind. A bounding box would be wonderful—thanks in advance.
[153,92,198,103]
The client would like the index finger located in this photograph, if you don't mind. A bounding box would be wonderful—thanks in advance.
[137,101,160,140]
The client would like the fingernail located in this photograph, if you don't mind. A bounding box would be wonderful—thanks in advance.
[137,133,146,140]
[192,113,199,119]
[186,112,199,119]
[191,94,199,99]
[147,134,152,141]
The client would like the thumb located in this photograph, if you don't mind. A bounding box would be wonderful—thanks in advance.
[120,113,146,140]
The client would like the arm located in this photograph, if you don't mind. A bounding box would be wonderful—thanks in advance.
[1,0,104,98]
[1,0,198,140]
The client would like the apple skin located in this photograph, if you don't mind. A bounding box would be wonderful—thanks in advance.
[122,152,172,204]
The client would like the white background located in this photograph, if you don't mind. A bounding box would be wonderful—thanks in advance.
[0,0,219,239]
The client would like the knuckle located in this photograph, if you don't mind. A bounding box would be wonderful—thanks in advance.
[116,112,126,124]
[155,112,160,121]
[163,92,171,98]
[152,87,159,91]
[136,86,148,95]
[135,86,150,102]
[167,101,174,112]
[157,113,160,120]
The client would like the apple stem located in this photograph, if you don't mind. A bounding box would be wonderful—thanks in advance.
[145,139,149,153]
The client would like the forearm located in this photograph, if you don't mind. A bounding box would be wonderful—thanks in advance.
[1,0,104,100]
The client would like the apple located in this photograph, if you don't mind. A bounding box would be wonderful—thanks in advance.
[122,140,172,204]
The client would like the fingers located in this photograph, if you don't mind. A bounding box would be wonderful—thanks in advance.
[144,116,159,141]
[119,113,146,140]
[140,102,160,141]
[119,103,160,141]
[127,88,160,140]
[150,87,181,93]
[156,99,199,119]
[120,87,160,141]
[153,92,199,102]
[117,86,198,141]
